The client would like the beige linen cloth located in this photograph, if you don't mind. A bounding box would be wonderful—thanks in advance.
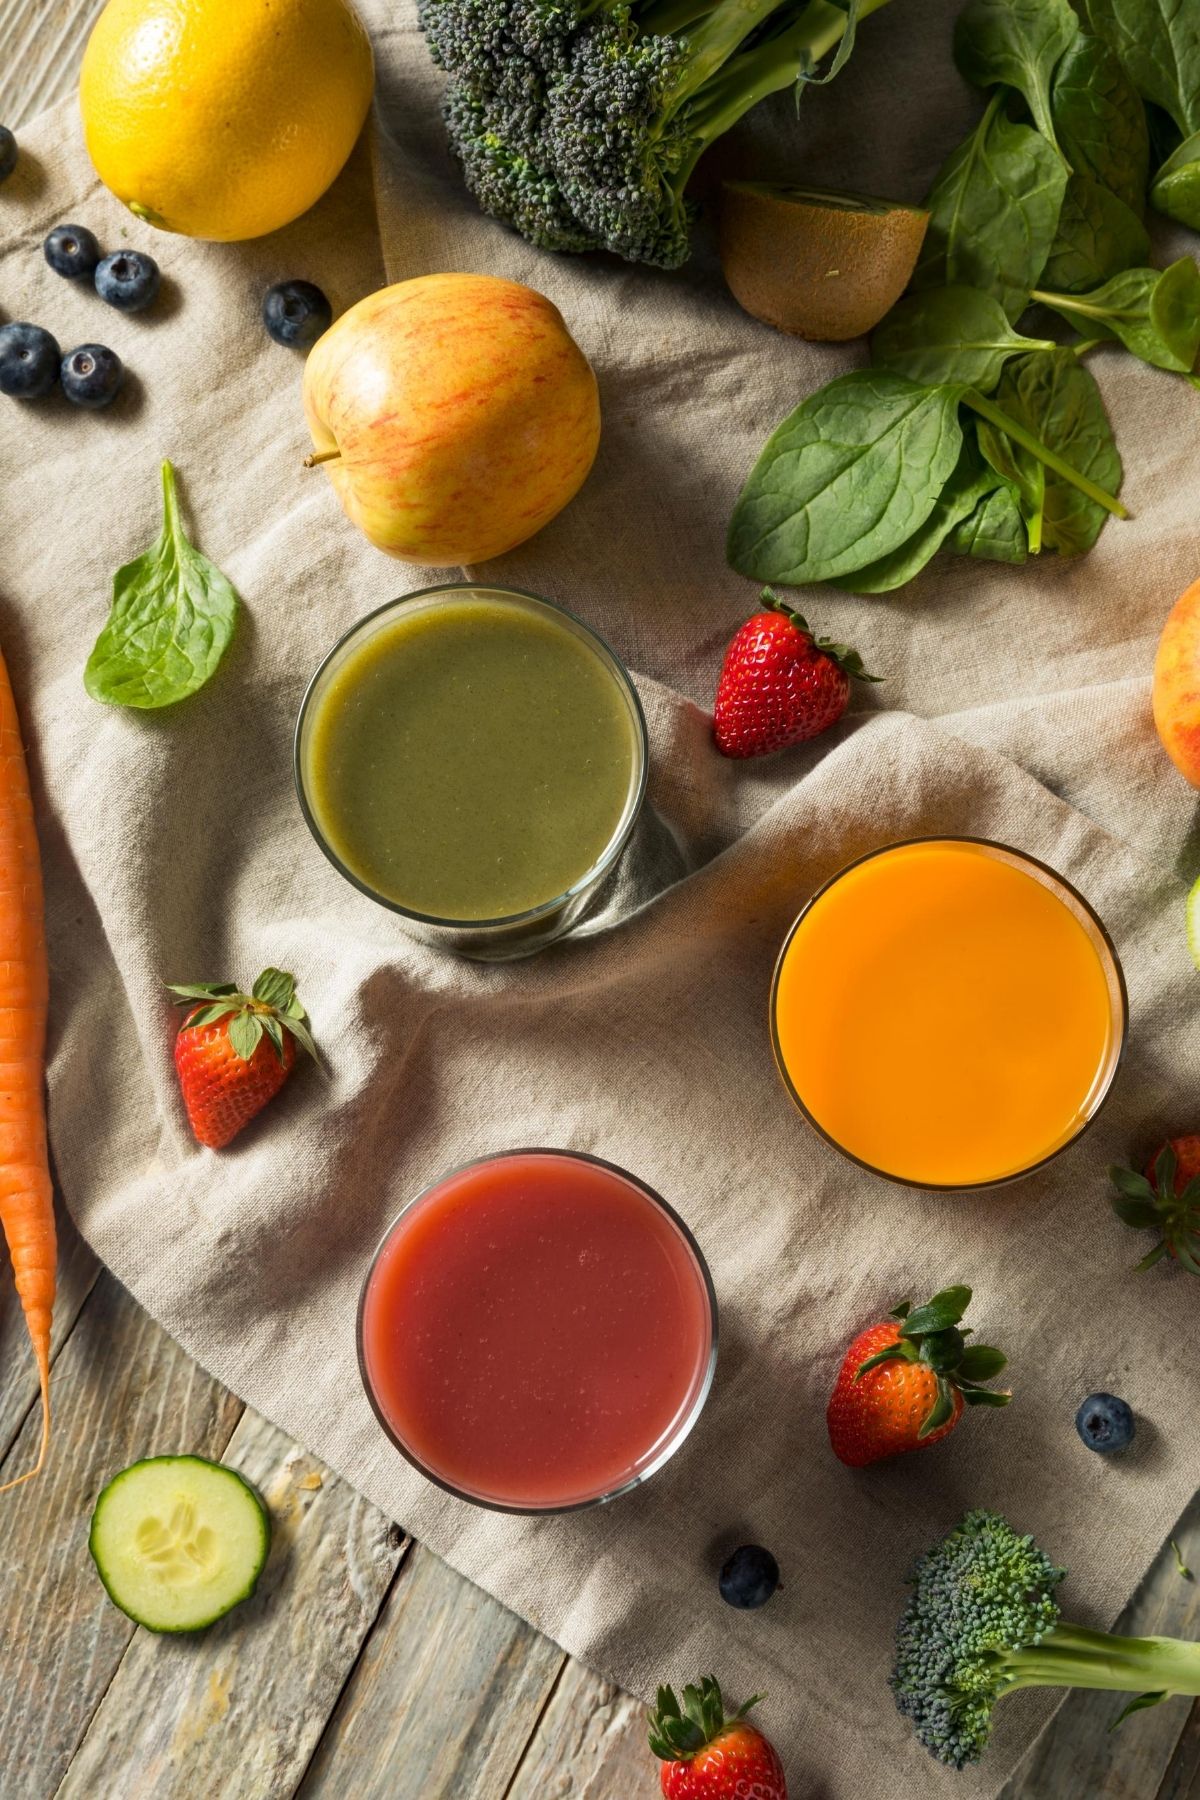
[4,1,1200,1793]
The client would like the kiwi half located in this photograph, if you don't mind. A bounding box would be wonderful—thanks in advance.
[719,182,929,341]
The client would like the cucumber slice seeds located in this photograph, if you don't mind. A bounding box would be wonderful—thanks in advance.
[89,1455,270,1633]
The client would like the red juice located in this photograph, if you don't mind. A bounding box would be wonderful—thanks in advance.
[358,1151,717,1510]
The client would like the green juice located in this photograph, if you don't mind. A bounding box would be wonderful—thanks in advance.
[303,593,642,922]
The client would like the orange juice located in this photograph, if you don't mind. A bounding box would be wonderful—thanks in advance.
[771,839,1124,1188]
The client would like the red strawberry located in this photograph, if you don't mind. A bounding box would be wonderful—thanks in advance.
[169,968,318,1149]
[713,589,878,759]
[1110,1138,1200,1273]
[649,1677,786,1800]
[826,1285,1010,1468]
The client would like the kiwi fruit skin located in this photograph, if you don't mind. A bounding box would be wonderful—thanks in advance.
[719,182,929,341]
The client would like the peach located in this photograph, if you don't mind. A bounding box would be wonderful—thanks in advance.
[302,274,600,565]
[1153,578,1200,788]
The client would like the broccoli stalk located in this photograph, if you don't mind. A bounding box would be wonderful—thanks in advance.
[893,1510,1200,1770]
[420,0,897,266]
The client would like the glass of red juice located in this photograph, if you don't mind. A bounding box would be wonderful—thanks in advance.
[357,1150,718,1512]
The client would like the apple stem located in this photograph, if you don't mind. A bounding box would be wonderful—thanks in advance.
[304,447,342,468]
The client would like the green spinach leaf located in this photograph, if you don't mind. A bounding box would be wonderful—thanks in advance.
[1038,171,1150,292]
[1034,258,1200,372]
[913,92,1070,321]
[946,476,1029,562]
[1151,128,1200,228]
[954,0,1080,155]
[871,284,1055,390]
[1081,0,1200,136]
[84,461,240,710]
[1051,30,1149,214]
[726,371,965,586]
[826,441,1004,593]
[973,349,1122,554]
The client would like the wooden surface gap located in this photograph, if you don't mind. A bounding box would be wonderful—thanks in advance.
[499,1654,571,1800]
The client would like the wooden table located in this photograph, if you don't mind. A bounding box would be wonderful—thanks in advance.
[4,12,1200,1796]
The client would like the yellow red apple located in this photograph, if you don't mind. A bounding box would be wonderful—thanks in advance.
[1153,577,1200,787]
[302,274,601,565]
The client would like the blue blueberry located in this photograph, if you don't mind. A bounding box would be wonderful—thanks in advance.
[719,1544,780,1610]
[44,223,102,281]
[95,249,160,313]
[263,279,332,348]
[0,323,61,399]
[61,343,123,410]
[0,126,16,183]
[1075,1391,1135,1455]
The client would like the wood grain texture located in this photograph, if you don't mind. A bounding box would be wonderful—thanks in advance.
[506,1661,651,1800]
[1003,1500,1200,1800]
[58,1408,409,1800]
[0,0,103,128]
[298,1543,565,1799]
[0,1271,243,1799]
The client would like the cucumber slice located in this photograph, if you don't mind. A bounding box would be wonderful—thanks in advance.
[89,1455,270,1633]
[1188,875,1200,971]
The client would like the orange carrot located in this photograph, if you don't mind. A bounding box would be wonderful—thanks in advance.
[0,644,53,1492]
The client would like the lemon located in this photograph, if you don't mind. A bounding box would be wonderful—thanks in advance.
[79,0,375,242]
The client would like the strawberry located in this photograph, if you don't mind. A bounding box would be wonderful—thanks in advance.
[713,589,878,759]
[1110,1138,1200,1274]
[826,1284,1010,1468]
[169,968,318,1149]
[649,1677,786,1800]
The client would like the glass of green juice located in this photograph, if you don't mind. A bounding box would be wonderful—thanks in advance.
[294,585,648,959]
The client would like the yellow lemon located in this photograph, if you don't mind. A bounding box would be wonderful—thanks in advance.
[79,0,375,242]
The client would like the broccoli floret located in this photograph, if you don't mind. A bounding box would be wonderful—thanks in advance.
[894,1510,1200,1769]
[419,0,895,266]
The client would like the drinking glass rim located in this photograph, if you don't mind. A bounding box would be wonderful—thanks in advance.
[769,835,1130,1194]
[356,1147,720,1515]
[293,583,650,932]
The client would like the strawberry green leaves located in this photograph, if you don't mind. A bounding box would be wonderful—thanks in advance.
[1110,1145,1200,1274]
[853,1286,1011,1437]
[168,969,319,1067]
[85,461,239,710]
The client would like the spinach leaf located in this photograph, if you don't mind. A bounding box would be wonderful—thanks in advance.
[1051,30,1149,214]
[913,92,1069,321]
[1151,128,1200,228]
[871,285,1055,390]
[1038,172,1150,292]
[84,461,240,710]
[1033,258,1200,372]
[826,442,1004,593]
[726,372,965,586]
[973,349,1122,554]
[1081,0,1200,136]
[954,0,1080,156]
[946,477,1029,562]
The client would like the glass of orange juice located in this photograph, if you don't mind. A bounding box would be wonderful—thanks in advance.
[770,837,1128,1190]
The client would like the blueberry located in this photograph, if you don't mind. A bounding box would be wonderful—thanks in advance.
[0,322,62,399]
[719,1544,780,1610]
[60,343,123,410]
[263,279,332,348]
[0,126,16,183]
[1075,1391,1135,1455]
[95,250,160,313]
[44,223,102,281]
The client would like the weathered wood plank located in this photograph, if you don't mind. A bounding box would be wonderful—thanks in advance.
[57,1408,409,1800]
[1158,1702,1200,1800]
[298,1543,565,1799]
[0,1193,98,1470]
[506,1660,650,1800]
[1003,1498,1200,1800]
[0,0,104,128]
[0,1271,243,1799]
